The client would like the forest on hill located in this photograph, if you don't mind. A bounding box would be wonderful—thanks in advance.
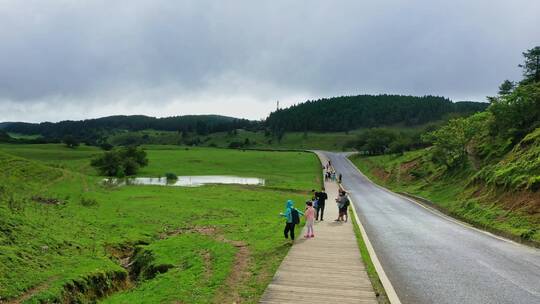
[266,95,487,132]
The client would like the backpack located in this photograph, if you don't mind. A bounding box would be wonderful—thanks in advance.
[291,208,300,224]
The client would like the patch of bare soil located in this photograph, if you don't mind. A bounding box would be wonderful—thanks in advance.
[495,189,540,217]
[31,195,63,205]
[399,160,420,182]
[200,250,213,281]
[470,184,540,217]
[372,167,390,182]
[159,226,218,239]
[465,142,482,170]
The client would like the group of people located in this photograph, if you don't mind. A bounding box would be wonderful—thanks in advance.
[324,161,342,183]
[279,161,350,241]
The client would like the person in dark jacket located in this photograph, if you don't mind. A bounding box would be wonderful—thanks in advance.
[312,189,328,221]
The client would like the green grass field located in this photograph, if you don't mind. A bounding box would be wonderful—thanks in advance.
[0,144,321,303]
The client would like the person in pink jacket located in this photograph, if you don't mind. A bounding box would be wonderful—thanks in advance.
[304,201,315,238]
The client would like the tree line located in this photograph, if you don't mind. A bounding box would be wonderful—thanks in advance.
[1,115,260,146]
[266,95,487,134]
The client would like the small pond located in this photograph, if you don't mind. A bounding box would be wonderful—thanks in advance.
[103,176,265,187]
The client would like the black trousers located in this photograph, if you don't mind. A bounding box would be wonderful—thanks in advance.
[284,222,296,240]
[316,203,325,220]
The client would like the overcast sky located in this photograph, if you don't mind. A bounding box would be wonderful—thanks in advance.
[0,0,539,122]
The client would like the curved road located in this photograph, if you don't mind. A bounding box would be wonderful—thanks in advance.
[324,152,540,304]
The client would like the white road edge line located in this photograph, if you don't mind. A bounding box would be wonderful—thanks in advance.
[344,186,402,304]
[343,156,539,251]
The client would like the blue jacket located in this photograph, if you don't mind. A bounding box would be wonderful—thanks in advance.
[281,200,304,223]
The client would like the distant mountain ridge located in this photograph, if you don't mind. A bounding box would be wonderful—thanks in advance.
[1,94,488,141]
[0,122,13,129]
[2,114,257,139]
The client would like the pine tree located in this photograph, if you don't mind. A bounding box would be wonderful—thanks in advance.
[519,46,540,84]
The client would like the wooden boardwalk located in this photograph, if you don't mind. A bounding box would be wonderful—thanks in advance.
[259,153,377,304]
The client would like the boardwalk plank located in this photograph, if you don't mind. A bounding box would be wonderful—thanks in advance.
[259,152,378,303]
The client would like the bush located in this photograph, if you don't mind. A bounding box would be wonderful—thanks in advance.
[165,173,178,180]
[91,146,148,177]
[80,197,98,207]
[353,128,426,155]
[228,141,244,149]
[100,143,114,151]
[520,228,537,241]
[63,135,80,148]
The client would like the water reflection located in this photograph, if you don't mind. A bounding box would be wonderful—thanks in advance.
[103,176,265,187]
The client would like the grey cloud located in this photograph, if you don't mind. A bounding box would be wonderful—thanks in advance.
[0,0,539,122]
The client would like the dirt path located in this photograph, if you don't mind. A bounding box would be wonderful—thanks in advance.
[212,241,251,303]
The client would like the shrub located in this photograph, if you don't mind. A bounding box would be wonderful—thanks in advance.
[165,173,178,180]
[80,197,98,207]
[100,143,114,151]
[520,228,537,241]
[91,147,148,177]
[63,135,80,148]
[228,141,243,149]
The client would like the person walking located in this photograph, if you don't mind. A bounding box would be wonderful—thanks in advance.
[341,191,350,222]
[280,200,304,241]
[335,190,349,222]
[338,173,343,183]
[312,189,328,221]
[304,201,315,238]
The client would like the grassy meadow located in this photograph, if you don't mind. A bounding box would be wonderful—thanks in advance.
[0,144,321,303]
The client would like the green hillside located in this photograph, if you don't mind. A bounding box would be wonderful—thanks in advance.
[350,81,540,244]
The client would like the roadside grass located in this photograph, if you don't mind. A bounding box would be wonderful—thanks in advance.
[0,145,318,303]
[349,153,540,244]
[349,209,389,304]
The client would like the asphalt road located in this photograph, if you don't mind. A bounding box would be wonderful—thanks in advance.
[323,152,540,304]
